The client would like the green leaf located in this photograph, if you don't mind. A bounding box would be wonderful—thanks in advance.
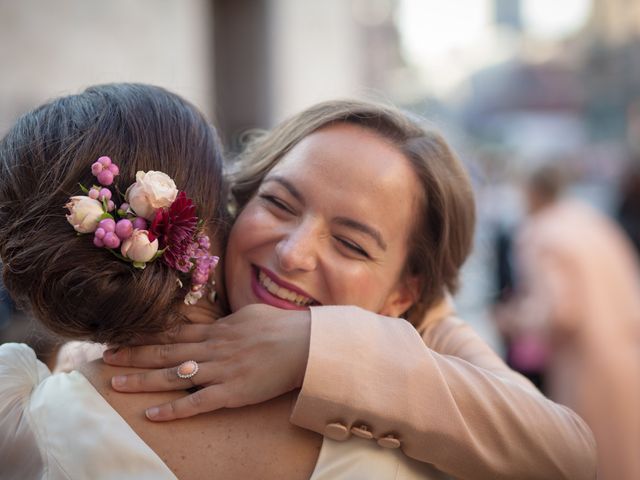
[133,261,146,270]
[99,212,114,221]
[78,183,89,194]
[151,248,166,261]
[107,249,129,262]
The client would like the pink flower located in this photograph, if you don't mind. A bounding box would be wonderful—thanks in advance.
[125,170,178,220]
[65,196,104,233]
[121,229,159,263]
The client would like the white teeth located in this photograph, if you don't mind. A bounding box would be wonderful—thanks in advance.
[258,270,313,306]
[284,289,297,301]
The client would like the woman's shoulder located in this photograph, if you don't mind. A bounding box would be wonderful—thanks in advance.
[0,342,51,401]
[0,343,50,479]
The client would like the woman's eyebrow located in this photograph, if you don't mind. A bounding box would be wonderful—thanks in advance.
[334,217,387,251]
[263,175,304,203]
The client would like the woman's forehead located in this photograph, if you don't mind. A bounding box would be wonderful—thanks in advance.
[266,123,422,243]
[272,123,408,180]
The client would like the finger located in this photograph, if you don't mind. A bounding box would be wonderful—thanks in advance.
[144,385,229,421]
[111,365,196,392]
[103,341,211,368]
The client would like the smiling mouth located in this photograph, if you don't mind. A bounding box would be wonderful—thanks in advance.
[256,268,318,307]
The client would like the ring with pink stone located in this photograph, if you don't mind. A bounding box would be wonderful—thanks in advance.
[176,360,199,379]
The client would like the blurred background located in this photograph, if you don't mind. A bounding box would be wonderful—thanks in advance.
[1,0,638,362]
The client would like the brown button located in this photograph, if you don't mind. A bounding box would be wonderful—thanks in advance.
[351,425,373,440]
[377,435,401,449]
[324,422,350,441]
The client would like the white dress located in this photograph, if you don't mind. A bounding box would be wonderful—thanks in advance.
[0,343,444,479]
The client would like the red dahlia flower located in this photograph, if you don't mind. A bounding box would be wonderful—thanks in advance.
[150,191,198,270]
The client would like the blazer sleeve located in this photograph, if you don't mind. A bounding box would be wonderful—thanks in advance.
[290,306,596,480]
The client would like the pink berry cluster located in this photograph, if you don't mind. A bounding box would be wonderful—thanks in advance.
[90,156,119,186]
[89,156,149,250]
[88,156,119,212]
[93,216,148,249]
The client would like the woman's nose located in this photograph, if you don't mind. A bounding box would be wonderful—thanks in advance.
[275,223,319,272]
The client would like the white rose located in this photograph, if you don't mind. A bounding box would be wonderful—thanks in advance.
[65,196,104,233]
[125,170,178,220]
[121,229,159,264]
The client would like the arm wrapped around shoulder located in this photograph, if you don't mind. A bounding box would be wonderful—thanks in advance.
[292,305,597,480]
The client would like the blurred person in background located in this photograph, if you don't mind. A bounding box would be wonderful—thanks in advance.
[496,165,640,480]
[491,223,548,393]
[616,159,640,256]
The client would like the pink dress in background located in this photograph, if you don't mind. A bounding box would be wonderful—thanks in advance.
[514,199,640,480]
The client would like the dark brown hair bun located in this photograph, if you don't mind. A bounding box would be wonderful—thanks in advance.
[0,84,228,344]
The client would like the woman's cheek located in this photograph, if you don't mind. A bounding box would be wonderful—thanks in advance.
[247,205,285,230]
[331,270,382,309]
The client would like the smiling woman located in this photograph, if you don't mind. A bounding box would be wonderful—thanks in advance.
[229,100,475,325]
[104,99,597,479]
[226,122,422,317]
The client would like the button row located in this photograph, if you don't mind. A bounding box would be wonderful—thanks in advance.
[324,422,400,448]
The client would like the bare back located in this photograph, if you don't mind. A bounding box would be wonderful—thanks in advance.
[79,361,322,479]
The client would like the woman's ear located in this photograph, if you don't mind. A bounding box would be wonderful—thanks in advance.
[379,275,421,318]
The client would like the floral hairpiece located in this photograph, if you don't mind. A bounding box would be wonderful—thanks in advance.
[65,156,219,305]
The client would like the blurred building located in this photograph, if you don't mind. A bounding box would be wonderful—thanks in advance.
[493,0,522,31]
[0,0,407,342]
[214,0,405,148]
[577,0,640,147]
[0,0,405,149]
[588,0,640,44]
[0,0,214,135]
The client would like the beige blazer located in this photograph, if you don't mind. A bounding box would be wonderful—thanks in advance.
[513,199,640,480]
[292,303,596,479]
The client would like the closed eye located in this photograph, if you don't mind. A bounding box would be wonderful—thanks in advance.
[335,236,371,259]
[259,194,295,214]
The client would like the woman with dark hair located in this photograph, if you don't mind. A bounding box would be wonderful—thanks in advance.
[104,100,596,479]
[0,84,324,479]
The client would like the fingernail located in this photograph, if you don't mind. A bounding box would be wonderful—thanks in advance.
[146,407,160,419]
[112,375,127,388]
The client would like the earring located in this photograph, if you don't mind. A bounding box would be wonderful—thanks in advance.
[208,280,217,304]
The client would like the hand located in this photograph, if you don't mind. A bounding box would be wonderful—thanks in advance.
[103,304,311,421]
